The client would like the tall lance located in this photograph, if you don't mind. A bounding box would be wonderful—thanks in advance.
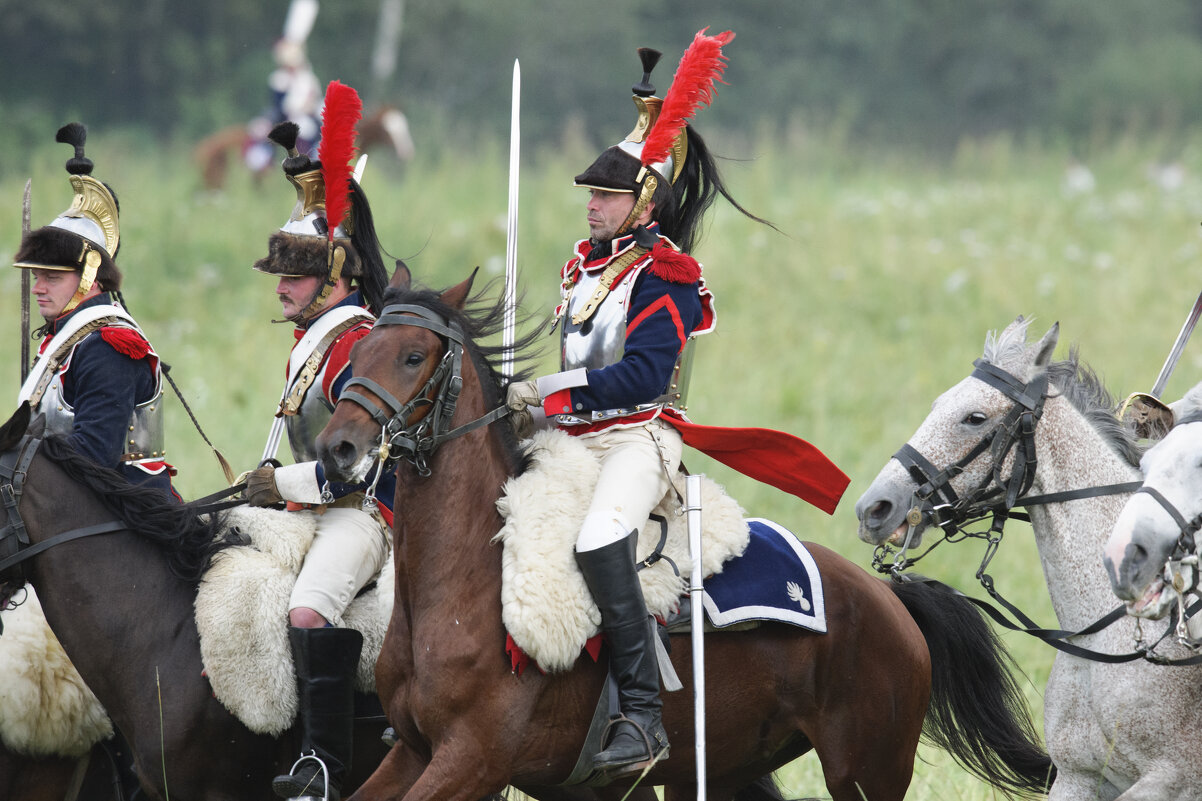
[20,179,31,383]
[501,59,520,381]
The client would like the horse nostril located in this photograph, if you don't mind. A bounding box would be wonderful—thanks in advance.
[868,499,893,527]
[333,440,358,470]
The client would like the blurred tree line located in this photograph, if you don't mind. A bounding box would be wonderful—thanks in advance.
[3,0,1202,160]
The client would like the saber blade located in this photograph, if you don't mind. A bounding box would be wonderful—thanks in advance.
[1151,287,1202,399]
[20,179,31,383]
[501,59,520,381]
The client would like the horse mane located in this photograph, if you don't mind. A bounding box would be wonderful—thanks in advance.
[1044,352,1145,466]
[982,320,1144,467]
[380,280,545,475]
[38,436,238,583]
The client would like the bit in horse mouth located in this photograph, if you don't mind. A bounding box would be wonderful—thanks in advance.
[888,522,909,545]
[1127,578,1168,619]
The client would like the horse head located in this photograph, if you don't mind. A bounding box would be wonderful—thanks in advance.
[856,316,1059,548]
[317,266,477,484]
[1104,381,1202,618]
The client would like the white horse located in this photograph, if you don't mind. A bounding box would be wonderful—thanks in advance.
[1105,381,1202,625]
[855,316,1202,801]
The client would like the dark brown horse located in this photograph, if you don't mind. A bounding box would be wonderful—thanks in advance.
[0,742,120,801]
[193,103,414,191]
[313,267,1054,801]
[0,406,639,801]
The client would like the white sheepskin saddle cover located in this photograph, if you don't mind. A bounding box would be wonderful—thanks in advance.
[194,506,392,736]
[494,429,750,672]
[0,586,113,757]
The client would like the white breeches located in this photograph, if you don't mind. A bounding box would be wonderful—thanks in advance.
[574,419,683,553]
[289,507,391,622]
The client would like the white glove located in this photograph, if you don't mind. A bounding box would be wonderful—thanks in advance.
[506,381,541,439]
[506,380,541,411]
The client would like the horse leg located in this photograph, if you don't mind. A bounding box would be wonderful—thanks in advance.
[803,559,928,801]
[347,742,428,801]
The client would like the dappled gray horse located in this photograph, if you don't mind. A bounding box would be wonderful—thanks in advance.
[856,317,1202,801]
[1105,381,1202,626]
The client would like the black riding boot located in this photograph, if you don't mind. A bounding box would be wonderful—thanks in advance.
[272,626,363,801]
[575,532,669,778]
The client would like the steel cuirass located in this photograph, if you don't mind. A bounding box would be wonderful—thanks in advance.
[283,357,338,462]
[562,268,628,372]
[559,264,694,421]
[40,374,166,464]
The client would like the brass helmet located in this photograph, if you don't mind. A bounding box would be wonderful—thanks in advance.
[14,123,122,315]
[253,80,389,320]
[573,29,735,240]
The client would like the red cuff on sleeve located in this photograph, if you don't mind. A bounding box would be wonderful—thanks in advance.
[542,388,574,416]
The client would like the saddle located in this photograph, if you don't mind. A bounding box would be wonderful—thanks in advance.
[494,429,751,672]
[0,586,113,757]
[194,506,392,736]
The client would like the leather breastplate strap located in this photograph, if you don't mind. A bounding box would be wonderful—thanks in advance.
[25,317,125,407]
[278,316,367,417]
[569,246,648,326]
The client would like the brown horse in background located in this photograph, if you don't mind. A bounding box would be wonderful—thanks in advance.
[194,103,415,191]
[313,267,1054,801]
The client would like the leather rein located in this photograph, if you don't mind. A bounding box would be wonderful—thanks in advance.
[0,427,245,627]
[873,358,1202,665]
[337,302,510,484]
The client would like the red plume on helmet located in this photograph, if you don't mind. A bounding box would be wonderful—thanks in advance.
[641,29,734,175]
[318,80,362,241]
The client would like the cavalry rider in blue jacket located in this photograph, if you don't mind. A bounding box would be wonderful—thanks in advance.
[240,82,393,801]
[506,30,785,780]
[15,123,177,500]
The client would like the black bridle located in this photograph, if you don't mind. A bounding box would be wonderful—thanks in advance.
[890,359,1051,540]
[337,302,510,480]
[873,358,1202,665]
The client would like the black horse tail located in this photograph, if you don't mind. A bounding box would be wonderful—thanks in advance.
[734,774,820,801]
[890,577,1055,797]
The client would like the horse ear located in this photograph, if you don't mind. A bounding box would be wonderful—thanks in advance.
[389,260,412,291]
[440,268,478,311]
[0,402,32,450]
[1034,322,1060,367]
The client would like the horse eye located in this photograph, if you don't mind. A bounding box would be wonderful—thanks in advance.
[404,352,424,367]
[963,412,988,426]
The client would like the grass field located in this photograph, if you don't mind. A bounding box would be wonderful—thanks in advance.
[5,127,1202,798]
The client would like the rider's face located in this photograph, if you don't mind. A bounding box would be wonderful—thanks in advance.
[30,268,83,321]
[586,189,639,243]
[276,274,324,319]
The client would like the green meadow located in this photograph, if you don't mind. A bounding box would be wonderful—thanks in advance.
[5,127,1202,798]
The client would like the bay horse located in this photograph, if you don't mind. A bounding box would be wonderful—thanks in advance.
[0,409,671,801]
[313,267,1053,801]
[855,317,1202,800]
[193,103,415,192]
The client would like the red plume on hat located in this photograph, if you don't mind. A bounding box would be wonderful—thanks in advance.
[318,80,362,241]
[641,28,734,172]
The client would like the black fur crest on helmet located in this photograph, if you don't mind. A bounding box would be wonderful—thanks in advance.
[15,226,123,290]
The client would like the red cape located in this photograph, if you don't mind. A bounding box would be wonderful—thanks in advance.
[670,417,850,515]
